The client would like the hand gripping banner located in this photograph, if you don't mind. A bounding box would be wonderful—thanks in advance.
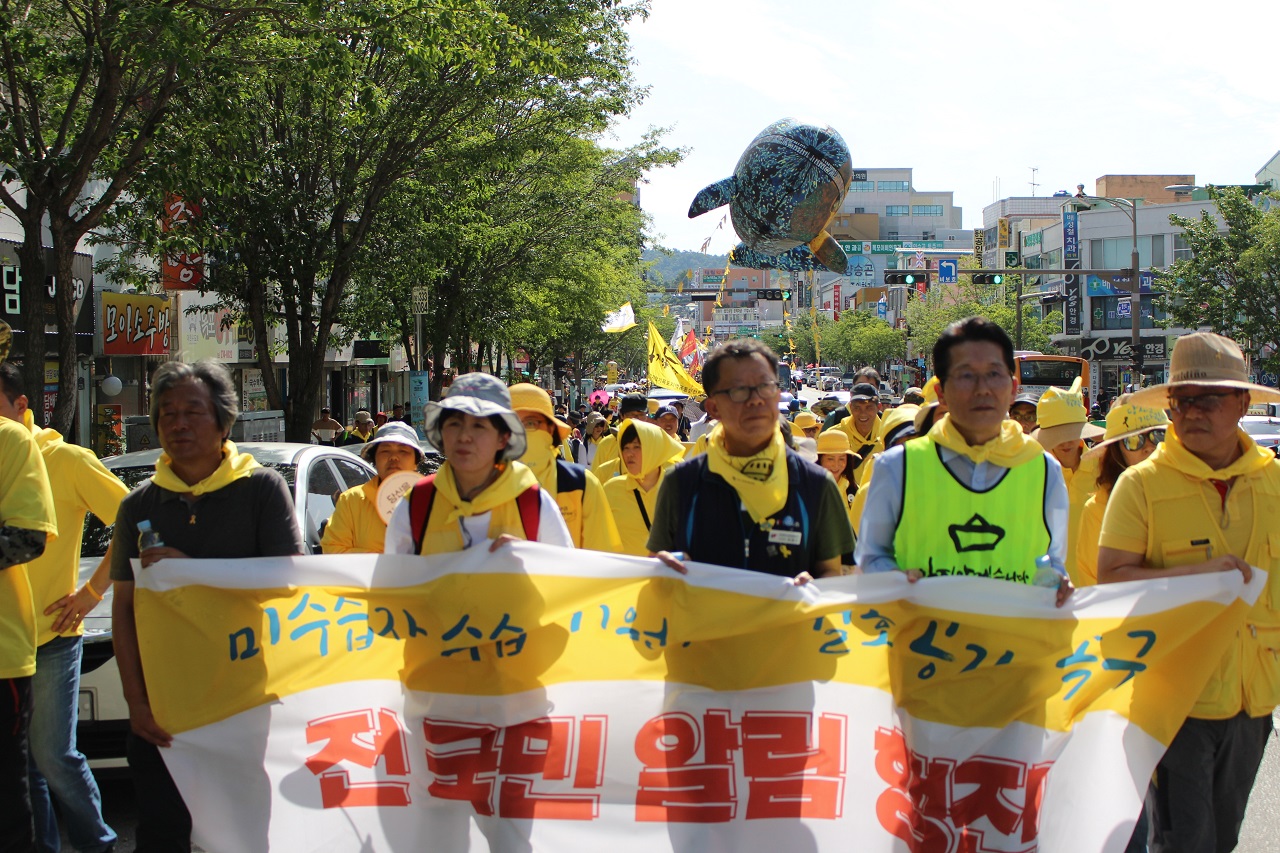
[132,546,1262,852]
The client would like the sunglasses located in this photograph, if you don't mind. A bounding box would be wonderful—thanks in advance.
[1168,391,1243,414]
[1119,429,1165,452]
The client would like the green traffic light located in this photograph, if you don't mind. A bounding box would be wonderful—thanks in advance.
[904,273,916,285]
[993,274,1003,284]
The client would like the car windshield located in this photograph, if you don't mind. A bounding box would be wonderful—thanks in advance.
[81,462,298,558]
[1240,419,1280,437]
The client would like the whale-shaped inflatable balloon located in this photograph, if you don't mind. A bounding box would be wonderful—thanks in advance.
[688,119,852,274]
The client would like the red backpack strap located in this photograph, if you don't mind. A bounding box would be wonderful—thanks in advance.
[408,474,437,554]
[515,484,541,542]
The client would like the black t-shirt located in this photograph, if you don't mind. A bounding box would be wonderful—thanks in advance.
[110,468,304,582]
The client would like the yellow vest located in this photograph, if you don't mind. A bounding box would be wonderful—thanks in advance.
[894,439,1051,583]
[1121,455,1280,718]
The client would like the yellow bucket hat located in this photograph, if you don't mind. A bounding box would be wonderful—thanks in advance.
[508,383,570,442]
[793,411,820,430]
[1095,395,1169,448]
[816,429,860,461]
[1032,377,1105,448]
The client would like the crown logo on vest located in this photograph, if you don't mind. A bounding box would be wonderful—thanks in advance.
[948,514,1006,552]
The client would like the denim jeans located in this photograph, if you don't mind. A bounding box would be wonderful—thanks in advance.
[29,634,116,853]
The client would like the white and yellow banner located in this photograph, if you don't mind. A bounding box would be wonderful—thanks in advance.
[135,547,1261,852]
[601,302,637,333]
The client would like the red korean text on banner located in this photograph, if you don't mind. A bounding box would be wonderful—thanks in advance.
[161,195,204,291]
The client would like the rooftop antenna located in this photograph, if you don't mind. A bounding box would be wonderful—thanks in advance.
[1028,167,1040,197]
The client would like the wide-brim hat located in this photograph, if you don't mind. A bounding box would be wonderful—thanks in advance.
[1088,396,1169,451]
[815,429,861,462]
[793,411,820,430]
[508,383,571,442]
[1130,331,1280,409]
[1032,420,1106,449]
[358,420,424,464]
[423,372,526,462]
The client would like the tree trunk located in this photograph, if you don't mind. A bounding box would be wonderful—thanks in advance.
[48,226,81,437]
[15,225,47,427]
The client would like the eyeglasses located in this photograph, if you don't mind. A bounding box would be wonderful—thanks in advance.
[945,370,1012,392]
[711,380,781,404]
[1120,429,1164,452]
[1009,410,1038,424]
[1168,392,1243,414]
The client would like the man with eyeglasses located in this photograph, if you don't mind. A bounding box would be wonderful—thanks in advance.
[646,338,853,580]
[1097,332,1280,853]
[855,317,1071,604]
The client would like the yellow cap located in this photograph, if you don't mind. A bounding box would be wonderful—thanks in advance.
[1096,395,1168,447]
[879,404,920,446]
[647,398,660,415]
[921,375,941,406]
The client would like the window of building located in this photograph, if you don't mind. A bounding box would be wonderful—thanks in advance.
[1086,236,1162,270]
[886,205,909,217]
[853,207,865,214]
[1090,295,1165,331]
[878,181,910,192]
[1173,234,1193,263]
[849,180,875,192]
[911,205,943,217]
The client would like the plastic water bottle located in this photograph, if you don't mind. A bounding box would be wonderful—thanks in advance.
[137,520,165,551]
[1032,554,1061,588]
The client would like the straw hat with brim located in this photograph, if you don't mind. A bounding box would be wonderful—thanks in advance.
[358,421,424,465]
[1032,377,1105,449]
[1129,331,1280,409]
[816,430,861,463]
[423,372,526,462]
[508,383,571,442]
[1089,396,1169,451]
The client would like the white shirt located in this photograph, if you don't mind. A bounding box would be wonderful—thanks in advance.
[384,485,572,554]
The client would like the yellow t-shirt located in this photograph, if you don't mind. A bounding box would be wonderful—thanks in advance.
[321,480,386,554]
[27,429,128,645]
[0,418,57,678]
[1074,489,1106,587]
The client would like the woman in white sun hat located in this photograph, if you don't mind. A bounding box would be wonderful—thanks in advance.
[1071,395,1168,586]
[384,372,571,554]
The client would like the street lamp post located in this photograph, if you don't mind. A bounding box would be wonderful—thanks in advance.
[1065,195,1142,389]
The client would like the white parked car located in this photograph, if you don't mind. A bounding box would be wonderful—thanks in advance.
[76,443,377,767]
[1240,416,1280,455]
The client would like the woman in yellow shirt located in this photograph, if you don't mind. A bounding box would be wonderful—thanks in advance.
[1073,395,1167,585]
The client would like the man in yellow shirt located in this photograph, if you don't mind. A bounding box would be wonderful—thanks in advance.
[0,364,123,852]
[1098,332,1280,853]
[0,394,56,850]
[321,421,422,554]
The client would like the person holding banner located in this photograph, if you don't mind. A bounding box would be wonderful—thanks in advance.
[855,318,1071,605]
[385,373,572,554]
[509,383,621,553]
[647,339,852,579]
[1097,331,1280,853]
[603,419,684,556]
[110,360,304,850]
[321,421,423,554]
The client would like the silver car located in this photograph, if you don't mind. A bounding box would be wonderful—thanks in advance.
[76,443,377,767]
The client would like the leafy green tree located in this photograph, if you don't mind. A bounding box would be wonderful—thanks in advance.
[0,0,265,430]
[1156,187,1280,375]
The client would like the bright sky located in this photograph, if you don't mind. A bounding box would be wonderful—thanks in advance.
[609,0,1280,254]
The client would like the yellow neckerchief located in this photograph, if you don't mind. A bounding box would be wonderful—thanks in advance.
[152,441,261,496]
[1157,425,1275,482]
[928,414,1046,468]
[705,424,789,522]
[434,460,538,529]
[522,431,560,493]
[351,424,375,440]
[839,412,881,444]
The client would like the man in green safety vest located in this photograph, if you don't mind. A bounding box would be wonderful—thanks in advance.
[854,316,1071,606]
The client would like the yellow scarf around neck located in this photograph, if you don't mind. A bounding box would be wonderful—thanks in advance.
[929,414,1046,469]
[432,458,537,525]
[1158,425,1275,481]
[705,425,789,522]
[152,441,261,496]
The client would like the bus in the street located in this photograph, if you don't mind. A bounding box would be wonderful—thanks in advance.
[1015,351,1090,406]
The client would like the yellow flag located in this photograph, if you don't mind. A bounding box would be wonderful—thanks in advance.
[601,302,637,333]
[677,281,684,294]
[646,321,704,396]
[662,304,669,317]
